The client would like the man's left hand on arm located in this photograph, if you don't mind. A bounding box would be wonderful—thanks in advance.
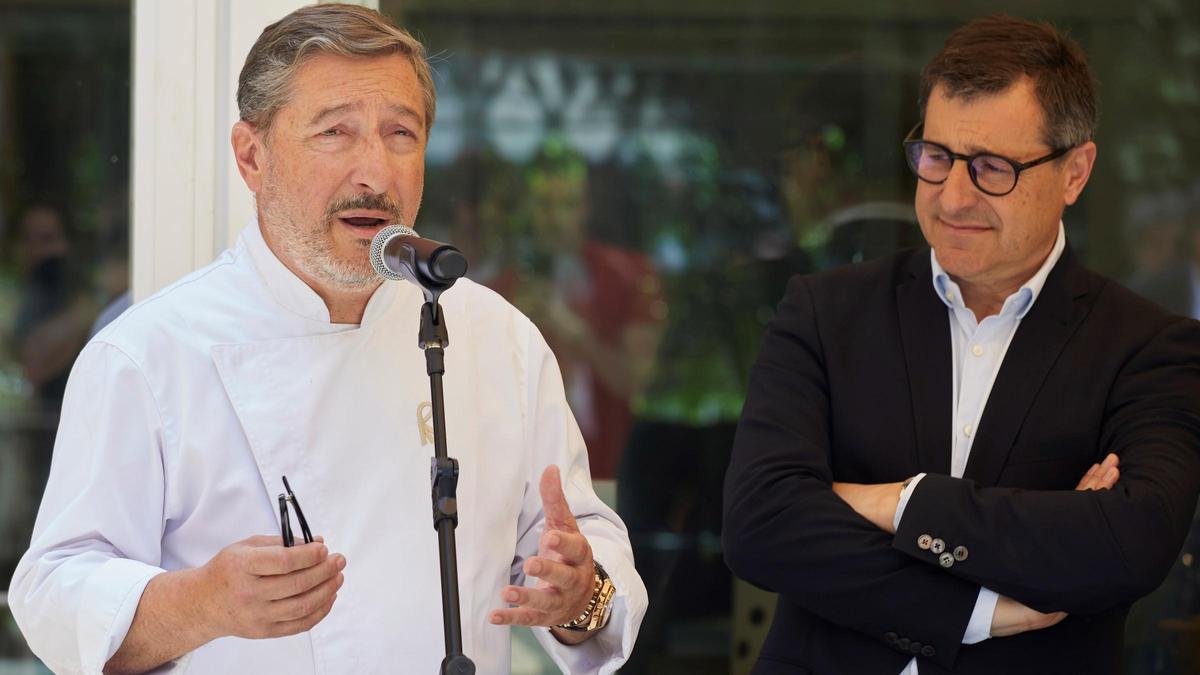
[831,480,906,533]
[489,464,601,645]
[833,452,1121,534]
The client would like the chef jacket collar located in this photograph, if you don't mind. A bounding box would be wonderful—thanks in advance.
[240,218,407,327]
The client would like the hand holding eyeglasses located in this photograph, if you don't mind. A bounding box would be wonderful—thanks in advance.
[489,465,597,638]
[190,534,346,641]
[192,478,344,643]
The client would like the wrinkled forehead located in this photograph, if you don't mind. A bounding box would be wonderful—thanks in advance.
[285,52,426,127]
[923,79,1049,154]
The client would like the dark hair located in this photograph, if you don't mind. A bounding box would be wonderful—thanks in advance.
[919,15,1097,149]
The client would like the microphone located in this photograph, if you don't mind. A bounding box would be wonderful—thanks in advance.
[369,225,469,295]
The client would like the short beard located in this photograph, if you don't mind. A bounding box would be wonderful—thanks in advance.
[260,171,407,291]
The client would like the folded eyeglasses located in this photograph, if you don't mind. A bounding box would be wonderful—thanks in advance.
[278,475,313,547]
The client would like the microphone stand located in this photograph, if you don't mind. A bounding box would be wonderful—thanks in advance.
[372,226,475,674]
[419,300,476,675]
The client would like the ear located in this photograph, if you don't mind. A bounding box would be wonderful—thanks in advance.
[1062,140,1097,207]
[231,120,267,194]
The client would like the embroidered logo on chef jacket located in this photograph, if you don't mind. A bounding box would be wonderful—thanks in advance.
[417,401,433,446]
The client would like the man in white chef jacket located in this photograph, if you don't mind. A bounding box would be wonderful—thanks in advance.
[8,5,647,674]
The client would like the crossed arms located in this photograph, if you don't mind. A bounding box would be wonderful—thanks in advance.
[722,276,1200,669]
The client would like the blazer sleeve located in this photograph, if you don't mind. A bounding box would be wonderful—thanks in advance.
[723,276,981,670]
[893,315,1200,615]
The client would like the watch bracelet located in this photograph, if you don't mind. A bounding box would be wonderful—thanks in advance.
[555,562,613,632]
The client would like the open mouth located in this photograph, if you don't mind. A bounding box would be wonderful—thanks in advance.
[340,217,388,228]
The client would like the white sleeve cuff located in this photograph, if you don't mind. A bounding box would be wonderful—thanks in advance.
[962,587,1000,645]
[533,542,648,675]
[77,557,163,673]
[892,473,927,532]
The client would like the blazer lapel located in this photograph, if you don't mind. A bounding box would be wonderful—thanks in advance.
[896,251,953,475]
[963,247,1093,486]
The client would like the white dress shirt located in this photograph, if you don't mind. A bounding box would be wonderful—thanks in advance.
[9,221,647,674]
[892,223,1067,674]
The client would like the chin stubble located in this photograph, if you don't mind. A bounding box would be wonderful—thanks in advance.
[261,176,407,290]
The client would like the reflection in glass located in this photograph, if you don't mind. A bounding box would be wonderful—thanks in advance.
[0,3,130,670]
[392,2,1200,672]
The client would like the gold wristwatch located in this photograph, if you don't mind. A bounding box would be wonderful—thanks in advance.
[555,561,615,633]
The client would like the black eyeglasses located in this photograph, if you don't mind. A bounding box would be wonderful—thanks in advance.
[278,475,313,547]
[903,123,1073,197]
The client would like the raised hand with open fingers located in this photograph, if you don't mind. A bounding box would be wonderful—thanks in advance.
[489,465,596,638]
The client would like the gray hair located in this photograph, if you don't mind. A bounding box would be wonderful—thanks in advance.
[237,3,436,135]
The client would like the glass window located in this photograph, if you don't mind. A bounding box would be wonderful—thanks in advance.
[0,1,130,670]
[382,2,1200,673]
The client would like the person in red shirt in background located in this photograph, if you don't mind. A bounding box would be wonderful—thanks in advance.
[493,140,667,479]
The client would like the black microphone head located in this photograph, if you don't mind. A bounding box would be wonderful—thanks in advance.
[370,225,418,281]
[430,248,469,282]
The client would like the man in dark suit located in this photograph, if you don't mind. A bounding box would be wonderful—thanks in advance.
[723,16,1200,675]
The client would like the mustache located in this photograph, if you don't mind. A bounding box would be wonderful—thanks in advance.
[325,193,405,225]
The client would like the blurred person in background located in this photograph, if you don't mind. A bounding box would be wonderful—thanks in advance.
[1127,184,1200,320]
[10,204,96,407]
[494,139,666,480]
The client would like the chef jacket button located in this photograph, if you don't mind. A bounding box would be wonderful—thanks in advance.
[921,645,936,658]
[939,552,955,568]
[918,534,933,550]
[930,538,946,555]
[953,545,969,562]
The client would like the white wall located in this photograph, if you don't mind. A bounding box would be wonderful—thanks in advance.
[131,0,378,301]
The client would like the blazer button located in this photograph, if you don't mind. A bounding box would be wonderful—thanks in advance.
[939,552,955,568]
[918,534,933,550]
[884,631,898,644]
[921,645,936,658]
[898,637,911,650]
[909,641,923,654]
[930,538,946,555]
[953,545,969,562]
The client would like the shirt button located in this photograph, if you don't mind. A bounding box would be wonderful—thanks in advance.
[972,344,984,357]
[946,291,956,302]
[963,424,974,437]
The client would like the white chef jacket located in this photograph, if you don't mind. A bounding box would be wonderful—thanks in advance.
[9,221,647,675]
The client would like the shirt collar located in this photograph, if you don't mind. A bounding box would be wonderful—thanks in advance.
[930,221,1066,320]
[239,217,403,326]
